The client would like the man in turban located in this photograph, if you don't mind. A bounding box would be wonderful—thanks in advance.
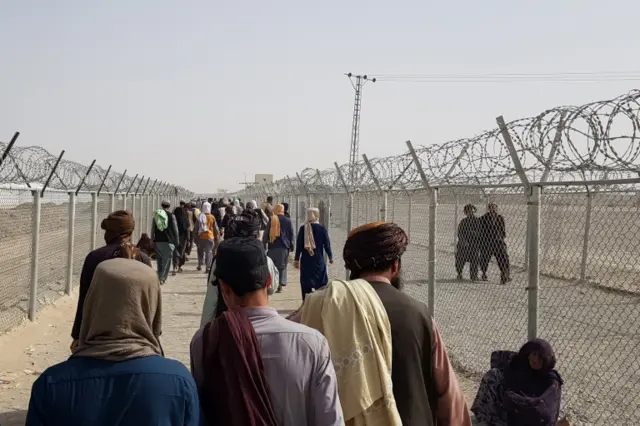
[291,222,471,426]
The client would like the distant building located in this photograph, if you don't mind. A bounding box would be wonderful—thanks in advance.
[254,174,273,184]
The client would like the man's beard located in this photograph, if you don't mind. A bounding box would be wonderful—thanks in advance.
[391,270,404,291]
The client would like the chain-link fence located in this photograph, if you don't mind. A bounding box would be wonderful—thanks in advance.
[0,137,193,334]
[234,90,640,425]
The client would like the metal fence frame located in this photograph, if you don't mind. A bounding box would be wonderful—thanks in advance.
[234,91,640,425]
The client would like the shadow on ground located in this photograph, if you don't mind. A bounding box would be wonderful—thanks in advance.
[0,409,27,426]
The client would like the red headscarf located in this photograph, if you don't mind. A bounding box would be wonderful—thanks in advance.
[200,308,277,426]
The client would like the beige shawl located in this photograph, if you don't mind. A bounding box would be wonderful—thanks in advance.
[73,258,163,361]
[301,279,402,426]
[304,208,320,256]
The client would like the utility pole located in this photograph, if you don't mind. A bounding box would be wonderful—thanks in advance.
[346,72,376,185]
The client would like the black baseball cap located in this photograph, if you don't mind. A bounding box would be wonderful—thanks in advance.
[214,238,269,296]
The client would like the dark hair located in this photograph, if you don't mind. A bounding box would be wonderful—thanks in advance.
[225,205,235,215]
[215,238,269,297]
[266,196,273,203]
[225,209,261,239]
[208,198,213,203]
[463,204,476,214]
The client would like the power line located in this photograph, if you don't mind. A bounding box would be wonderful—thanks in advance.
[346,73,376,185]
[372,71,640,83]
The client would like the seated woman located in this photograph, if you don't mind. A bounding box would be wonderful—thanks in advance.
[471,339,563,426]
[27,258,200,426]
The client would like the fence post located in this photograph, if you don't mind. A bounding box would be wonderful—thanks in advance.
[91,192,98,250]
[526,185,541,340]
[454,193,459,246]
[408,193,413,238]
[295,195,300,236]
[428,188,438,317]
[132,195,137,240]
[29,190,42,321]
[391,193,395,222]
[346,192,354,279]
[66,192,76,295]
[580,190,593,282]
[381,191,388,221]
[109,193,115,212]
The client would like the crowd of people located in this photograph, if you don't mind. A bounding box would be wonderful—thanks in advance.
[25,196,564,426]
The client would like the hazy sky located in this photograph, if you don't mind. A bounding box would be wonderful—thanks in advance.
[1,1,638,193]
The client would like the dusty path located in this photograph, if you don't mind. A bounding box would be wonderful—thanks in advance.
[0,258,478,425]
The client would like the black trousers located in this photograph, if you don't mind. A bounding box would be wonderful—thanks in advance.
[455,243,479,279]
[479,240,510,279]
[172,233,188,268]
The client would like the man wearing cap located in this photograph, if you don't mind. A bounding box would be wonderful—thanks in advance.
[151,200,179,284]
[190,238,344,426]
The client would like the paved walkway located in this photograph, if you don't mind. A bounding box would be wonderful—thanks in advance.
[0,258,476,425]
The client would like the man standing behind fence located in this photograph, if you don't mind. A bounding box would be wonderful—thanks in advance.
[151,200,179,284]
[479,202,511,285]
[456,204,480,281]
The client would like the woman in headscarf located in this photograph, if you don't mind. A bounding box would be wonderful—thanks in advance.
[28,259,200,426]
[200,209,280,327]
[294,208,333,300]
[71,210,151,351]
[263,204,294,292]
[471,339,563,426]
[195,201,220,273]
[295,278,403,426]
[233,199,243,215]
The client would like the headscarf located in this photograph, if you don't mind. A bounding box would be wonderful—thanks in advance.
[343,222,409,274]
[301,279,402,425]
[268,204,284,243]
[233,199,242,215]
[200,308,277,426]
[304,208,320,256]
[72,258,163,362]
[101,210,135,244]
[503,339,563,426]
[505,339,560,396]
[247,200,258,210]
[198,202,212,234]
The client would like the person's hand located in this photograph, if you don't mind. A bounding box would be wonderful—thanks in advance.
[70,339,79,353]
[294,261,300,269]
[329,259,334,264]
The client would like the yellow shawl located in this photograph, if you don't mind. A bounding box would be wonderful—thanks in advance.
[301,279,402,426]
[269,204,284,243]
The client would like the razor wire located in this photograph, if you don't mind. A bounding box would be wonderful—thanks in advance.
[241,89,640,197]
[0,144,193,196]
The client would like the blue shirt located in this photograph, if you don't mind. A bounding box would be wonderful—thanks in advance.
[26,356,200,426]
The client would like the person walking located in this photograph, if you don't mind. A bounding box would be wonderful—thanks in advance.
[28,259,201,426]
[71,210,151,352]
[195,202,219,273]
[455,204,480,281]
[294,208,333,300]
[172,201,189,275]
[190,238,343,426]
[151,200,179,284]
[289,222,471,426]
[479,202,511,284]
[263,204,294,293]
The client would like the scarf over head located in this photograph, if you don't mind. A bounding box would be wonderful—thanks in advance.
[154,208,169,231]
[301,279,402,425]
[101,210,135,244]
[268,204,284,243]
[200,308,277,426]
[343,222,409,274]
[198,202,212,234]
[304,208,320,256]
[503,339,563,426]
[73,258,163,362]
[247,200,258,210]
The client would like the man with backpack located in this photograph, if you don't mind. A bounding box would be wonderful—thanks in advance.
[151,200,179,284]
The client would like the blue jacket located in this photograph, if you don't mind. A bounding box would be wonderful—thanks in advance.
[26,356,201,426]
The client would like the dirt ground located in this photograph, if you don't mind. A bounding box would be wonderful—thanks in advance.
[0,258,478,425]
